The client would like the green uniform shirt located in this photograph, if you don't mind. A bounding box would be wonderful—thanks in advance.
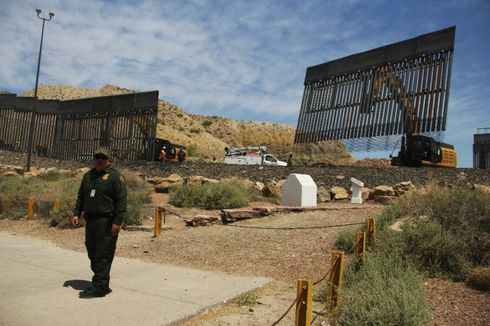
[74,167,127,226]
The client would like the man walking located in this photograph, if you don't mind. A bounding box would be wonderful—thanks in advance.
[71,148,127,298]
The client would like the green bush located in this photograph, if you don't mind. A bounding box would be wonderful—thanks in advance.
[202,120,213,128]
[335,253,430,326]
[334,228,358,253]
[402,220,469,280]
[186,144,197,157]
[0,169,151,227]
[379,185,490,266]
[169,182,250,209]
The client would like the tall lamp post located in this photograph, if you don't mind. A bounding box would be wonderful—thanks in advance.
[26,9,54,171]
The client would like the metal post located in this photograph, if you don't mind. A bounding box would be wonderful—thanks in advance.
[26,9,54,171]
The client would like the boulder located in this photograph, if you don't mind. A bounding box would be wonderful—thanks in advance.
[318,186,332,202]
[185,175,206,186]
[330,186,349,200]
[154,182,172,193]
[166,174,183,184]
[1,171,19,178]
[361,187,371,201]
[254,181,265,191]
[372,185,395,197]
[474,184,490,194]
[146,176,164,185]
[335,175,345,180]
[202,177,219,184]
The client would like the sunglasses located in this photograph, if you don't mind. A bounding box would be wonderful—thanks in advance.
[94,154,108,160]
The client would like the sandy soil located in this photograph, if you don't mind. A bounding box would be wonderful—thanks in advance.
[1,201,488,325]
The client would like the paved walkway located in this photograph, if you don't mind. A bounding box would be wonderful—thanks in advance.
[0,232,270,326]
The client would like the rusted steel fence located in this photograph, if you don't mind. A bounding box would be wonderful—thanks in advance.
[294,27,455,152]
[0,91,158,161]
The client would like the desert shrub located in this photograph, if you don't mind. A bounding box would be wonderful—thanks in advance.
[121,170,152,226]
[335,253,430,326]
[378,202,404,230]
[402,220,469,280]
[466,267,490,292]
[202,120,213,128]
[186,144,197,157]
[380,185,490,266]
[0,176,46,219]
[169,182,250,209]
[334,228,358,253]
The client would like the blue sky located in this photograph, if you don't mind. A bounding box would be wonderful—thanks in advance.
[0,0,489,167]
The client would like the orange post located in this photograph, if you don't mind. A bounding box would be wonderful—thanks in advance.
[295,279,312,326]
[27,196,35,220]
[327,251,345,309]
[366,218,376,247]
[154,207,162,237]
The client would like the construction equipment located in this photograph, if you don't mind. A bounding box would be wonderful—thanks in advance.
[224,146,287,166]
[294,26,457,167]
[372,65,457,167]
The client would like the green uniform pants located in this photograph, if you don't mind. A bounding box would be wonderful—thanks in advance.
[85,216,118,293]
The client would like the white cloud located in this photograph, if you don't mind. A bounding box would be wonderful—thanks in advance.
[0,0,489,167]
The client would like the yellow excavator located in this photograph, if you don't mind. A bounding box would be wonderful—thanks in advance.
[373,65,457,168]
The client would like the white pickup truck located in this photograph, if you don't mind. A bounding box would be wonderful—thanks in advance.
[224,146,287,166]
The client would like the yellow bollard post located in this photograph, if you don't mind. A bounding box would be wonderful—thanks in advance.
[27,196,35,220]
[366,218,376,247]
[295,279,312,326]
[153,207,162,237]
[354,232,366,262]
[327,251,345,309]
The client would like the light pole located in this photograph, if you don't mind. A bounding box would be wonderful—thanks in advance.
[26,9,54,171]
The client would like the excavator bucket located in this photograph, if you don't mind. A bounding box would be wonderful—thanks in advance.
[294,27,456,152]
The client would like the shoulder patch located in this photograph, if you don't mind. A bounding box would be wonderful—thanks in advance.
[102,173,109,180]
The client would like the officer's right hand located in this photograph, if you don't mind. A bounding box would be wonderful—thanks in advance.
[71,216,79,227]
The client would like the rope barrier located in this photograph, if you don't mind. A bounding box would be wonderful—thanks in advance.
[271,259,338,325]
[271,288,304,326]
[222,221,364,231]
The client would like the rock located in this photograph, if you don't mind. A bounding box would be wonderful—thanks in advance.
[474,184,490,193]
[254,181,265,191]
[318,186,332,202]
[330,186,349,200]
[76,167,90,176]
[202,177,219,184]
[374,195,395,205]
[1,171,19,178]
[154,182,172,193]
[146,176,164,185]
[372,185,395,197]
[335,175,345,180]
[361,187,371,201]
[166,173,183,183]
[185,175,206,186]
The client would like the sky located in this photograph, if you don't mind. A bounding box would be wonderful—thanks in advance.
[0,0,489,167]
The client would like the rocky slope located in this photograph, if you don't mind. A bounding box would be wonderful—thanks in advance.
[20,84,352,163]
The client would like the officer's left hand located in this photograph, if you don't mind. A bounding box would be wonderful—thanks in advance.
[111,224,121,235]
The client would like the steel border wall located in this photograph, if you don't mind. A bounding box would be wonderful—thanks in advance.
[0,91,158,161]
[294,27,456,151]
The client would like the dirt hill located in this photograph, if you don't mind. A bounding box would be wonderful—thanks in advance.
[20,84,353,163]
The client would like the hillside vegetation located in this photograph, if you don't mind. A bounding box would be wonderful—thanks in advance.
[21,84,352,163]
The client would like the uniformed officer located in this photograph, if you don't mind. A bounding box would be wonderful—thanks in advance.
[71,148,127,298]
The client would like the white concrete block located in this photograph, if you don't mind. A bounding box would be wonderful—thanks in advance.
[350,177,364,204]
[281,174,317,207]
